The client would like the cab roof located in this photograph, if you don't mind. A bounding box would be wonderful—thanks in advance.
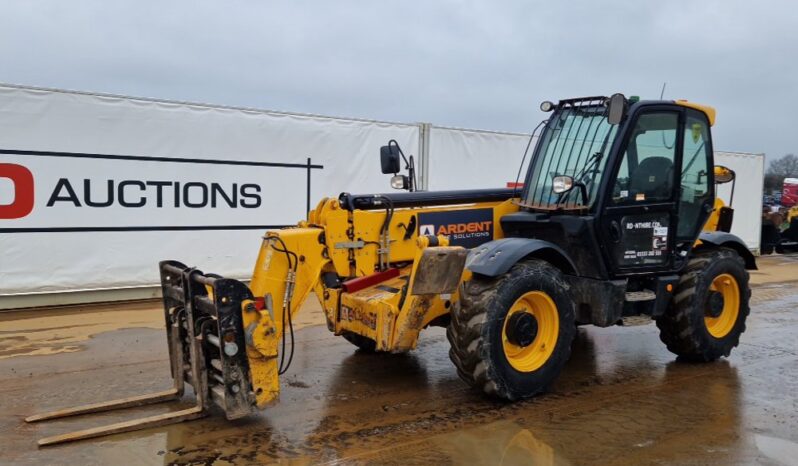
[674,100,716,126]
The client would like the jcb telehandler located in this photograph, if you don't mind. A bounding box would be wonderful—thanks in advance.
[28,94,755,446]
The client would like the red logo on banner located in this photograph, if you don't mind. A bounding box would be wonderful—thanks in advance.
[0,163,35,219]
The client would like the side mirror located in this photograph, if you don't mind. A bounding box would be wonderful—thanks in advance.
[553,175,589,205]
[606,93,627,125]
[552,175,574,194]
[714,165,736,184]
[380,145,401,174]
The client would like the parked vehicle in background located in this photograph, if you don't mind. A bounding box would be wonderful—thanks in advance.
[783,178,798,207]
[761,203,798,255]
[763,195,776,207]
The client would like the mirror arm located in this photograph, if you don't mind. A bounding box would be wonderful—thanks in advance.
[407,156,416,192]
[574,181,589,205]
[555,180,589,207]
[388,139,411,166]
[389,139,417,192]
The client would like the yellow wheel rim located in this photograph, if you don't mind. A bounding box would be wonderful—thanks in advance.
[502,291,559,372]
[704,273,740,338]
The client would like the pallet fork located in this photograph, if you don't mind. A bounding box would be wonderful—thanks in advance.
[26,261,256,446]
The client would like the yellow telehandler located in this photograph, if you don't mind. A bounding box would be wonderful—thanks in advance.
[28,94,755,446]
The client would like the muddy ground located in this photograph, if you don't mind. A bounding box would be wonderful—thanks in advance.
[1,255,797,465]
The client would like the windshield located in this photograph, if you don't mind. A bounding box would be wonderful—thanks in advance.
[522,100,619,210]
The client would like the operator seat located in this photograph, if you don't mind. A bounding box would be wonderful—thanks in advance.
[629,156,673,200]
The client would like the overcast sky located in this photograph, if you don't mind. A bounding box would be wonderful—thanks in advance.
[0,1,794,161]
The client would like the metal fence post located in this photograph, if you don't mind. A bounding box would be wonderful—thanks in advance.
[417,122,432,191]
[306,157,312,218]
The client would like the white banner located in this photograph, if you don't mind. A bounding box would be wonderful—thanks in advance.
[0,85,418,295]
[427,126,536,190]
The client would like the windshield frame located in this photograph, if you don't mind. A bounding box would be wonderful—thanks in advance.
[519,97,619,212]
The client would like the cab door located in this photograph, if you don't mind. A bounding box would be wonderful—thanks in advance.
[674,109,715,251]
[600,107,715,276]
[600,109,682,275]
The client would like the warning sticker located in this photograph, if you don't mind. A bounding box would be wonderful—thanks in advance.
[417,208,494,248]
[692,122,703,144]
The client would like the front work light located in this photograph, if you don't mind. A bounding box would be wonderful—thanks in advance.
[391,174,409,190]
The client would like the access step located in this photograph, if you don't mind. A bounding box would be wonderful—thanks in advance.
[624,290,657,302]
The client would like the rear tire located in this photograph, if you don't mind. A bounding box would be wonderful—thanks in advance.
[341,331,377,353]
[447,260,576,401]
[656,248,750,361]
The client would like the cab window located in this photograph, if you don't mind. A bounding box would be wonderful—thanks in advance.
[612,112,678,204]
[677,111,712,240]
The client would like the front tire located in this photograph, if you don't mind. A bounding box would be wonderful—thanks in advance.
[656,248,750,361]
[447,260,576,400]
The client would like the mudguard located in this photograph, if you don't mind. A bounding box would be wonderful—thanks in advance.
[697,231,757,270]
[466,238,578,277]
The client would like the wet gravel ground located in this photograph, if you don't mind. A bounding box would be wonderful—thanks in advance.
[1,257,797,465]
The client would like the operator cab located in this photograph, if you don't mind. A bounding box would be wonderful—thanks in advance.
[506,94,717,279]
